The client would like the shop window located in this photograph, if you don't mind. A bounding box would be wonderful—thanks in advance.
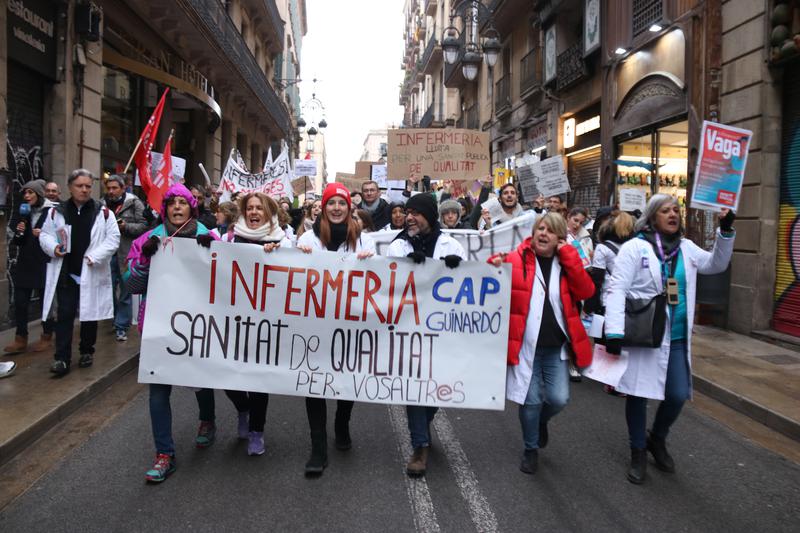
[101,66,138,177]
[632,0,663,37]
[616,119,689,211]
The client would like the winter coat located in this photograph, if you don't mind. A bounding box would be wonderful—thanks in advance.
[490,238,594,404]
[126,222,214,331]
[385,232,466,260]
[604,230,734,400]
[39,201,121,321]
[359,198,392,230]
[9,200,55,289]
[296,229,376,254]
[102,193,148,271]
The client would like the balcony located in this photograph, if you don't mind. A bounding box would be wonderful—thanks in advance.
[421,35,442,74]
[520,48,542,99]
[240,0,285,54]
[424,0,437,16]
[443,32,468,88]
[495,74,511,117]
[556,41,589,92]
[420,102,435,127]
[458,103,479,130]
[415,59,425,83]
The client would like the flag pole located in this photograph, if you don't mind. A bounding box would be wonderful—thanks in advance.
[122,137,143,175]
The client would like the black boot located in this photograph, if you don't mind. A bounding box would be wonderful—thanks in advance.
[647,432,675,473]
[304,431,328,476]
[627,448,647,484]
[519,449,538,474]
[334,403,352,451]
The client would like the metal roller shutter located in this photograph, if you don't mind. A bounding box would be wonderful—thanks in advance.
[6,62,46,186]
[567,147,601,215]
[774,65,800,337]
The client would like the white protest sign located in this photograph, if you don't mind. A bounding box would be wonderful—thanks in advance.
[618,188,647,212]
[515,164,539,201]
[481,197,505,221]
[690,121,752,212]
[219,148,294,202]
[530,156,570,197]
[583,344,629,388]
[370,212,539,261]
[139,239,511,410]
[294,159,318,177]
[134,152,186,186]
[370,163,388,187]
[386,180,407,204]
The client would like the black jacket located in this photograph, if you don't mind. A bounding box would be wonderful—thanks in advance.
[359,198,391,230]
[10,204,52,289]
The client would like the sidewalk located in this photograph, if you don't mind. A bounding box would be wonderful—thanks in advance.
[692,325,800,442]
[0,322,798,467]
[0,322,140,467]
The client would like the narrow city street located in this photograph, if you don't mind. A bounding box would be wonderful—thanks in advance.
[1,373,797,532]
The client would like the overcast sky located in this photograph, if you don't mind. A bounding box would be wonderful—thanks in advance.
[299,0,405,177]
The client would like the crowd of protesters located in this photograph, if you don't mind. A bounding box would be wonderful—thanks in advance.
[0,170,735,489]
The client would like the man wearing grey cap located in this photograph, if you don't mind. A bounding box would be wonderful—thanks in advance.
[102,174,148,341]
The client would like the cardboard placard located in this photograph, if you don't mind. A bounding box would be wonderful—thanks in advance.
[387,128,490,181]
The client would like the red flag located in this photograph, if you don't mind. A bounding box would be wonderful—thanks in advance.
[304,151,312,159]
[134,88,169,210]
[149,131,173,211]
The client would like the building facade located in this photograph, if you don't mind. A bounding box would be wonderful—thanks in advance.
[399,0,799,339]
[360,129,388,162]
[0,0,306,328]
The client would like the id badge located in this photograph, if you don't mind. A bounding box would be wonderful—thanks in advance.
[666,277,679,305]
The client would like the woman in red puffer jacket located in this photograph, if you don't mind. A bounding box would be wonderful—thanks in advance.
[489,212,594,475]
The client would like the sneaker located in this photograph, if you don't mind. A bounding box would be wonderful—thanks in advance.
[568,364,582,383]
[0,361,17,379]
[195,421,216,448]
[50,360,70,376]
[145,453,176,483]
[237,412,249,440]
[78,353,93,368]
[247,431,265,456]
[115,330,128,342]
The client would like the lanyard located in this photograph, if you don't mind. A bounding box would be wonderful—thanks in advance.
[654,233,680,287]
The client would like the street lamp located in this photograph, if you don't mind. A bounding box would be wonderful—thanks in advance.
[441,0,501,82]
[297,79,328,155]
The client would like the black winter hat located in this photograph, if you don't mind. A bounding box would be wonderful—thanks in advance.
[405,193,439,228]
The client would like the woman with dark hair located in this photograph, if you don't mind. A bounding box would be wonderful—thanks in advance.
[4,180,56,354]
[125,183,218,483]
[383,203,406,230]
[605,194,735,484]
[221,192,291,456]
[296,183,375,476]
[299,199,322,236]
[353,208,375,232]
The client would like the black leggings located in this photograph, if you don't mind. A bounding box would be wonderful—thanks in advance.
[305,398,354,434]
[225,390,269,432]
[14,287,54,337]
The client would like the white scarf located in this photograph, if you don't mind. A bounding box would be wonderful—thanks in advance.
[232,215,286,242]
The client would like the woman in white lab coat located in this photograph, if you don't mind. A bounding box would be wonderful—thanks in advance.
[604,194,735,484]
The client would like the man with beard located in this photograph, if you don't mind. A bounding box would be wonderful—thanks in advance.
[386,193,466,477]
[470,182,526,229]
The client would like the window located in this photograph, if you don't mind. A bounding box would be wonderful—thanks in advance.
[632,0,663,36]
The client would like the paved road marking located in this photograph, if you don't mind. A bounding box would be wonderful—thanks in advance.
[433,411,500,533]
[388,405,441,533]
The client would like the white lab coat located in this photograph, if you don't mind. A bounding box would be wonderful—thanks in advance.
[39,203,121,321]
[296,230,376,254]
[506,257,569,404]
[605,230,734,400]
[385,232,466,260]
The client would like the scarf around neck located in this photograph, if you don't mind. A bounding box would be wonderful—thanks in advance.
[313,217,349,251]
[393,224,442,258]
[164,218,198,238]
[640,227,681,260]
[233,216,286,242]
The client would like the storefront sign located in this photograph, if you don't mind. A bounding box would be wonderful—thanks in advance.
[584,0,601,56]
[139,239,511,410]
[618,188,647,212]
[526,119,548,152]
[7,0,57,79]
[387,129,490,181]
[564,104,602,154]
[544,26,557,84]
[690,121,752,212]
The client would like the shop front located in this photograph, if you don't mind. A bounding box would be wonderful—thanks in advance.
[563,103,601,213]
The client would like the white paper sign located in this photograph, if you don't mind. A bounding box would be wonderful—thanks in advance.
[294,159,318,177]
[583,344,629,387]
[370,213,538,260]
[618,188,647,212]
[139,239,511,410]
[370,164,388,187]
[481,197,506,221]
[530,156,570,197]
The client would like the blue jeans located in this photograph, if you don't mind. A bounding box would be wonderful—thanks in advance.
[111,254,132,333]
[407,405,439,448]
[149,384,216,456]
[625,340,690,449]
[518,346,570,450]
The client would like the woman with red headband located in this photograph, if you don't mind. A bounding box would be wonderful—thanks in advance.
[296,183,375,476]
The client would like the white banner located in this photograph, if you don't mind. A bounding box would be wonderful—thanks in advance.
[294,159,317,177]
[370,212,539,260]
[139,239,511,410]
[219,148,294,202]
